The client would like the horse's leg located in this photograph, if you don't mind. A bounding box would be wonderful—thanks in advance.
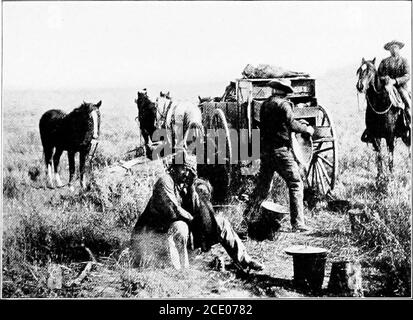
[68,150,76,191]
[373,138,383,179]
[44,146,54,188]
[79,149,88,189]
[142,130,150,145]
[386,136,395,174]
[53,147,64,188]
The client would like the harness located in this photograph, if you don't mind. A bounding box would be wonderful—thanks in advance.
[157,99,173,128]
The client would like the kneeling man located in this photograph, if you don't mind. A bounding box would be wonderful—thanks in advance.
[131,149,264,271]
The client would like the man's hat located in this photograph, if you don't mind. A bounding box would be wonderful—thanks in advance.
[267,79,294,94]
[384,40,405,50]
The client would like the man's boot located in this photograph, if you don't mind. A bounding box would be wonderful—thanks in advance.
[361,129,372,143]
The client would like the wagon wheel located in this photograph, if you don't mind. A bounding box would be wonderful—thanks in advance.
[306,105,338,196]
[210,108,233,198]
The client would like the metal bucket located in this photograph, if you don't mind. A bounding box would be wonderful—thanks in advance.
[327,260,363,297]
[285,245,328,293]
[260,201,289,238]
[261,201,289,221]
[248,201,289,241]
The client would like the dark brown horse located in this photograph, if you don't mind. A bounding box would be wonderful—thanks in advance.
[134,89,157,146]
[356,57,408,176]
[39,100,101,190]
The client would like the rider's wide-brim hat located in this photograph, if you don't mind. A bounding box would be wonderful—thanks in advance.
[384,40,405,50]
[267,79,294,94]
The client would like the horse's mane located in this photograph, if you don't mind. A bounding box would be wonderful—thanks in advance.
[65,102,101,125]
[138,92,156,110]
[70,102,91,115]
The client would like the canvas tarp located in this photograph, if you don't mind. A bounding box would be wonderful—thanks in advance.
[242,64,310,79]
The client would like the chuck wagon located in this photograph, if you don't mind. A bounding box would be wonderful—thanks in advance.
[198,75,337,199]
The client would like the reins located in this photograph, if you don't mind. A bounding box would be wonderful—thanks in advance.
[361,67,394,115]
[366,93,393,115]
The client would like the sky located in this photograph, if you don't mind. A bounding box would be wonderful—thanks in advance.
[2,1,411,90]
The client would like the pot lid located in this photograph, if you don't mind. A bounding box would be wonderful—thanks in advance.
[285,245,328,256]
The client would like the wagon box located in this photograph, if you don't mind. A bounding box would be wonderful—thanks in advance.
[198,76,337,199]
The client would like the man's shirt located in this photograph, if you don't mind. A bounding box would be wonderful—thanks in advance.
[378,55,410,88]
[259,96,309,150]
[136,173,188,232]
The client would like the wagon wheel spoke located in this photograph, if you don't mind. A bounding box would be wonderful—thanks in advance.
[320,111,327,126]
[210,108,233,200]
[315,161,327,194]
[314,161,321,192]
[318,153,334,168]
[305,105,337,195]
[313,146,334,154]
[307,161,315,188]
[317,158,332,186]
[310,160,318,190]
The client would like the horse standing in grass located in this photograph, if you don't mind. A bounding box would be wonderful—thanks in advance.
[39,100,102,190]
[356,58,409,177]
[155,91,204,152]
[134,89,157,146]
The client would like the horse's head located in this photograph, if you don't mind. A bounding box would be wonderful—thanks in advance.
[136,89,150,111]
[78,100,102,140]
[198,96,212,103]
[356,57,377,93]
[156,91,171,114]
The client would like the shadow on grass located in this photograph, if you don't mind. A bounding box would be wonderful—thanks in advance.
[310,229,351,238]
[235,271,326,297]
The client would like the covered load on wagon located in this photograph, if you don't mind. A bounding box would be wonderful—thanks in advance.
[242,64,310,79]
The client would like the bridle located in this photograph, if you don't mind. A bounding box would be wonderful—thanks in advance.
[357,62,393,115]
[156,96,173,125]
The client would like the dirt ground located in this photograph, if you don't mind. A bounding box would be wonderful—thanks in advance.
[70,206,360,299]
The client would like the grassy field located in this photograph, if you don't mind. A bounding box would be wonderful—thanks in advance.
[2,68,411,298]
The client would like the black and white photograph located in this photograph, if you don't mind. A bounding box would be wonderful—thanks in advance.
[1,0,411,302]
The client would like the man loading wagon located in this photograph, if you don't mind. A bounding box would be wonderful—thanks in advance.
[244,79,315,237]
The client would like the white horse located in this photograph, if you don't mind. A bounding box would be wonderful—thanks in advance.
[155,91,204,151]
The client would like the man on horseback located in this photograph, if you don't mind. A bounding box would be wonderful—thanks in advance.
[244,80,315,236]
[378,40,411,124]
[378,40,411,146]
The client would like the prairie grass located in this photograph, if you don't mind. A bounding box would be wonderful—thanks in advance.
[2,73,411,297]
